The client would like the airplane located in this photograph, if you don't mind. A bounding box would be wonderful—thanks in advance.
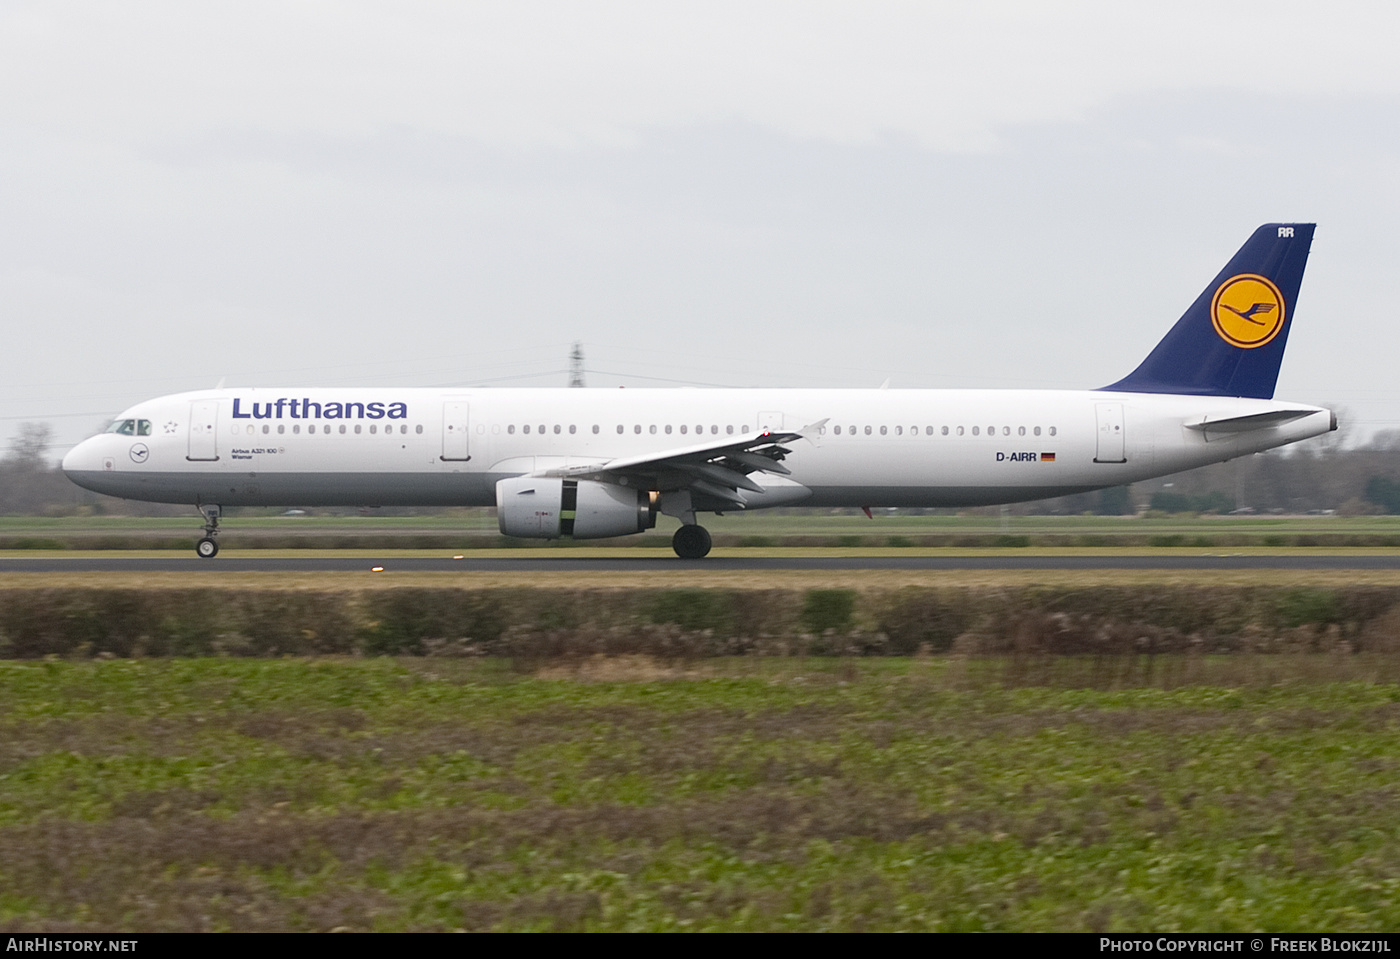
[62,223,1334,560]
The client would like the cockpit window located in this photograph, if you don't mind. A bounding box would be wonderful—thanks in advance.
[104,419,152,436]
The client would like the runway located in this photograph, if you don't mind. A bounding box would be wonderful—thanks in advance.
[6,553,1400,573]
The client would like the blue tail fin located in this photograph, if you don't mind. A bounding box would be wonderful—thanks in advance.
[1102,223,1314,399]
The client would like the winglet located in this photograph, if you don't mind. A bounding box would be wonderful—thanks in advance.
[796,418,829,446]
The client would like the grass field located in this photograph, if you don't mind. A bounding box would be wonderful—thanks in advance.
[3,656,1400,931]
[6,513,1400,550]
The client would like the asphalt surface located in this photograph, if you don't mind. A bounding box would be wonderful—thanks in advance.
[5,554,1400,573]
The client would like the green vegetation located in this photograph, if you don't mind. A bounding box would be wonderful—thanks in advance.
[2,657,1399,931]
[1366,477,1400,514]
[1149,490,1235,514]
[8,583,1400,659]
[9,513,1400,550]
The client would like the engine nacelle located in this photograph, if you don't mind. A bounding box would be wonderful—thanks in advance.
[496,476,656,539]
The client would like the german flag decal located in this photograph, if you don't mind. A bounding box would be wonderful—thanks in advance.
[1041,452,1056,462]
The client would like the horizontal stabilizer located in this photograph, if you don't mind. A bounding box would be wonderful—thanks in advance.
[1184,409,1318,435]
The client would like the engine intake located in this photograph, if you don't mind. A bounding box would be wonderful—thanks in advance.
[496,476,656,539]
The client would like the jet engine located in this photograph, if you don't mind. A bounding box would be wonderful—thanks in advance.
[496,476,656,539]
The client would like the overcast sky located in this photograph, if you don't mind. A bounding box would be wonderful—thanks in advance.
[3,1,1398,458]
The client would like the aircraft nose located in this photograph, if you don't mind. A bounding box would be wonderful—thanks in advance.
[61,437,101,477]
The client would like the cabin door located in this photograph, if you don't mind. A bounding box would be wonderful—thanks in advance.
[757,411,784,432]
[441,401,471,461]
[187,400,220,462]
[1094,402,1126,463]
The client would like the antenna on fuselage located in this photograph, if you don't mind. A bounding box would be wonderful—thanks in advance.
[568,342,586,388]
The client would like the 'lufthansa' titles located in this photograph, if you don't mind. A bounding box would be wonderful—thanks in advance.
[232,398,409,420]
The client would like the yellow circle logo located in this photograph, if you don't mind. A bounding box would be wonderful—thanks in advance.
[1211,273,1285,349]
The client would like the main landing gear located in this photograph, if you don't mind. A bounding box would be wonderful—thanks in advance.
[672,524,712,559]
[195,504,221,559]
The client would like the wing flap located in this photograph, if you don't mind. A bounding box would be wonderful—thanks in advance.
[533,421,825,509]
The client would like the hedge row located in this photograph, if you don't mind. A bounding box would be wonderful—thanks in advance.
[4,585,1400,659]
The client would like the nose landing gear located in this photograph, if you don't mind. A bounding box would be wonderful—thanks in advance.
[671,523,712,559]
[196,504,221,558]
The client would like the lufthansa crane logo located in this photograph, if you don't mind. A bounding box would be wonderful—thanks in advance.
[1211,273,1285,349]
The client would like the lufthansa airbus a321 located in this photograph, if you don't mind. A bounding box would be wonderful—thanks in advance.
[62,224,1335,559]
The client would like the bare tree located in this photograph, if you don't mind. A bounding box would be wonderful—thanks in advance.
[4,422,53,472]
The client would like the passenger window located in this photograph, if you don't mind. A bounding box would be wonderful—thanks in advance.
[570,425,577,434]
[680,425,688,434]
[340,425,347,434]
[1018,426,1025,436]
[665,425,672,434]
[354,424,362,434]
[649,425,657,434]
[879,426,887,435]
[590,425,598,434]
[939,427,947,436]
[696,425,704,435]
[278,425,286,434]
[864,426,872,435]
[635,425,642,434]
[1034,426,1041,436]
[726,425,734,435]
[523,424,530,434]
[617,425,624,434]
[369,425,376,434]
[415,425,423,434]
[554,425,561,435]
[972,426,979,436]
[538,425,545,434]
[957,426,964,436]
[1003,426,1010,436]
[834,426,842,436]
[1049,426,1057,437]
[508,425,515,434]
[263,425,270,434]
[293,425,301,434]
[711,425,718,434]
[895,426,903,436]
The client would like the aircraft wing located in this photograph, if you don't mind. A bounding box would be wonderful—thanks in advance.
[535,421,825,507]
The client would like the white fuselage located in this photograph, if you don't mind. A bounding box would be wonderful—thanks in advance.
[62,387,1334,510]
